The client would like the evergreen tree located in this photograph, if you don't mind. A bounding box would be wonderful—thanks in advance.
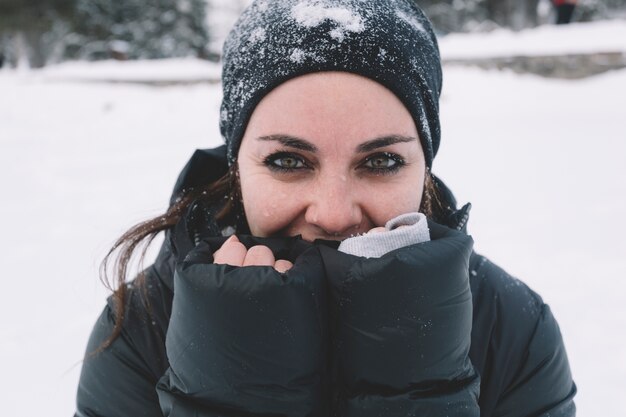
[0,0,75,67]
[417,0,626,33]
[64,0,210,60]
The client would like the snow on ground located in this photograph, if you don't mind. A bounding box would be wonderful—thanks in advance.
[38,57,221,83]
[1,23,626,417]
[439,20,626,59]
[0,70,223,415]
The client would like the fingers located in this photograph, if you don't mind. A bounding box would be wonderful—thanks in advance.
[243,245,275,267]
[244,246,293,273]
[274,259,294,273]
[214,236,292,272]
[213,235,247,266]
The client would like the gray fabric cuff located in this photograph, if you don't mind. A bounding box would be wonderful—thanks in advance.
[338,212,430,258]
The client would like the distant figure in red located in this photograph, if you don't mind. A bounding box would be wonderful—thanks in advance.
[552,0,577,24]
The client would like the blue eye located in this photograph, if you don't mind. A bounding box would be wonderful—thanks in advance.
[263,152,308,172]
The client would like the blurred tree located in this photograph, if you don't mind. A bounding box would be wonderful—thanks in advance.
[416,0,493,33]
[206,0,249,55]
[64,0,211,61]
[415,0,626,33]
[0,0,75,67]
[575,0,626,22]
[485,0,540,30]
[2,0,624,67]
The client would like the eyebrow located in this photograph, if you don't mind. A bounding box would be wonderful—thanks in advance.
[257,135,318,152]
[256,134,417,153]
[356,135,417,153]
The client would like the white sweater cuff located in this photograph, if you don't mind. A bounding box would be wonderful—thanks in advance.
[337,212,430,258]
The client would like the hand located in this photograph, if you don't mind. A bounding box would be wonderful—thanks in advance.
[213,235,294,273]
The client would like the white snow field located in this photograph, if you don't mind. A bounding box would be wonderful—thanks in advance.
[438,19,626,58]
[1,22,625,417]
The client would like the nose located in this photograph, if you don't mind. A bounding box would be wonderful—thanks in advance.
[304,174,363,238]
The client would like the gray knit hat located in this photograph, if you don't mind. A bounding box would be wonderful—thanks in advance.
[219,0,443,168]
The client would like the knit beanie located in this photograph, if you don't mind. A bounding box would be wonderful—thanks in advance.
[219,0,443,168]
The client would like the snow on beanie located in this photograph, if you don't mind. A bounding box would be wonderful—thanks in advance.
[219,0,443,168]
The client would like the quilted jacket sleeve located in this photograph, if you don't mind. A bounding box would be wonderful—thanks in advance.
[469,254,576,417]
[75,304,164,417]
[155,241,331,416]
[493,304,576,417]
[324,221,480,416]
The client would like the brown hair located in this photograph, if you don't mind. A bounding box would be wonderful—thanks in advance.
[97,166,238,352]
[98,167,445,350]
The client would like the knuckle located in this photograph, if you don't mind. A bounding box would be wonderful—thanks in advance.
[274,259,293,273]
[230,241,247,252]
[248,245,272,255]
[244,245,275,266]
[214,241,247,265]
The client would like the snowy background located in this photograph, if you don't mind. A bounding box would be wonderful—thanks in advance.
[1,20,625,416]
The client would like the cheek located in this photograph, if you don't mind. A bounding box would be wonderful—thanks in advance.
[364,184,423,224]
[359,163,425,223]
[239,174,304,236]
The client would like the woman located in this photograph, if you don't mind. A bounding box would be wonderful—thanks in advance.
[75,1,576,416]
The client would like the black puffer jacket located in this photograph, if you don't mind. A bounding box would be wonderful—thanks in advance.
[75,146,576,417]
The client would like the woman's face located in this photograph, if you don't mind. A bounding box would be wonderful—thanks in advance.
[237,72,425,242]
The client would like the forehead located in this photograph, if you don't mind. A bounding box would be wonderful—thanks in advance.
[243,71,418,151]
